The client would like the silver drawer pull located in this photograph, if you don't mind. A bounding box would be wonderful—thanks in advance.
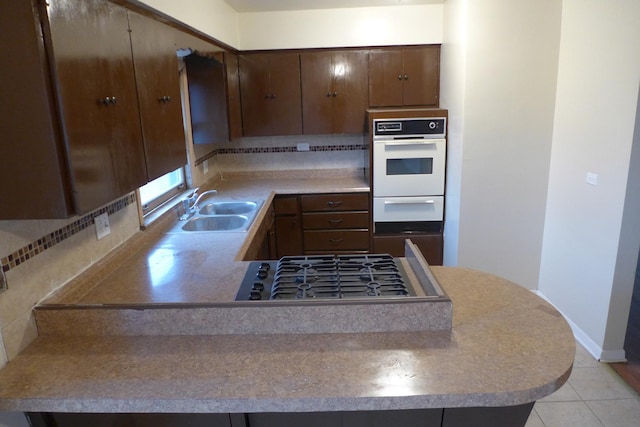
[384,141,437,146]
[384,200,436,205]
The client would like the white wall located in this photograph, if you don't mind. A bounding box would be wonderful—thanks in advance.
[442,0,561,289]
[237,5,443,50]
[539,0,640,361]
[440,0,467,266]
[139,0,240,47]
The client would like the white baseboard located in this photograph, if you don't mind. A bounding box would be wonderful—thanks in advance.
[533,290,627,363]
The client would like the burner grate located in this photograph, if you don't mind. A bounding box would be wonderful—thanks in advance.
[270,254,411,300]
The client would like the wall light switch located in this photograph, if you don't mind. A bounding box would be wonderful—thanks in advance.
[0,268,7,293]
[296,142,310,152]
[586,172,599,186]
[95,212,111,240]
[203,159,209,174]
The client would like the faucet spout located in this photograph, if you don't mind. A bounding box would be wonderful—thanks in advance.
[180,189,217,220]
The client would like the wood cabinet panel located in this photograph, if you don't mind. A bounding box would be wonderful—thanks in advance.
[301,50,368,134]
[239,53,302,137]
[128,11,186,181]
[304,230,370,251]
[302,212,369,230]
[300,193,369,212]
[373,234,443,265]
[369,46,440,108]
[224,52,243,141]
[0,0,73,218]
[47,0,147,213]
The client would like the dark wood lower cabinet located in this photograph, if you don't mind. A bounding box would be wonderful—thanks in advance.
[27,404,534,427]
[373,234,443,265]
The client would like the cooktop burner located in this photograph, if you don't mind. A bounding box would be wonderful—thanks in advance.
[236,254,414,301]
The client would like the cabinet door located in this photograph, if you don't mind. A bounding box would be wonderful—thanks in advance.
[332,50,368,134]
[47,0,147,213]
[301,51,334,134]
[267,53,302,136]
[0,0,73,219]
[128,12,186,181]
[239,54,271,136]
[402,46,440,107]
[302,50,368,135]
[224,52,243,141]
[368,48,404,107]
[240,53,302,137]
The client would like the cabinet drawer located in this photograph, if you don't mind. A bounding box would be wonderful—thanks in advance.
[304,230,370,251]
[303,212,369,230]
[300,193,368,212]
[273,196,299,215]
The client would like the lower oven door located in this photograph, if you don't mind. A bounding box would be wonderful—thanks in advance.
[374,195,444,225]
[373,138,446,197]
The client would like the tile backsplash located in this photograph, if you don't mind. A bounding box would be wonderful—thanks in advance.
[0,195,135,277]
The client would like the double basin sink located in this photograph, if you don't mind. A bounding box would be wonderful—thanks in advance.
[168,199,264,233]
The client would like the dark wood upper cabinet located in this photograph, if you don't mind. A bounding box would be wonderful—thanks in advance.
[184,53,229,155]
[0,0,73,219]
[301,50,368,135]
[239,53,302,137]
[0,0,192,219]
[369,45,440,107]
[128,11,187,182]
[224,52,243,141]
[46,0,148,214]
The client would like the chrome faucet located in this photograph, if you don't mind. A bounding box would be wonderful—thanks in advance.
[179,188,217,220]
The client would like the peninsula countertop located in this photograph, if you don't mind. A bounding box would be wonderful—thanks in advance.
[0,171,575,414]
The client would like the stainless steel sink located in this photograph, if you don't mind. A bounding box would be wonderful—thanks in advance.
[198,201,258,216]
[166,199,264,234]
[180,215,248,232]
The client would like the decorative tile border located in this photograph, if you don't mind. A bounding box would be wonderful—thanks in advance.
[0,194,136,276]
[194,144,367,165]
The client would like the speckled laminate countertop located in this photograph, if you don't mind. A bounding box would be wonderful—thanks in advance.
[0,170,576,414]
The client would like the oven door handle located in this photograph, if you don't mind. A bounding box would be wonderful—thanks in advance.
[384,200,436,205]
[381,140,439,146]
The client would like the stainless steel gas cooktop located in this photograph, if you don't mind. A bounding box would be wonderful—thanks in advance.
[235,240,448,302]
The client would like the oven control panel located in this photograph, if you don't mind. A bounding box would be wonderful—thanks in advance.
[374,117,446,139]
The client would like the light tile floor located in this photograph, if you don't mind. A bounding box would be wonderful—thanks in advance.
[526,342,640,427]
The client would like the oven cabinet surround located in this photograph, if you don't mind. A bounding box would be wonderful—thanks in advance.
[272,192,371,257]
[300,50,369,135]
[239,53,303,137]
[368,46,440,108]
[0,0,186,219]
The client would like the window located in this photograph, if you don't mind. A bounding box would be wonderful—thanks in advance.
[139,168,185,216]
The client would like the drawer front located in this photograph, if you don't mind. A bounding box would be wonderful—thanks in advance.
[373,196,444,222]
[303,212,369,230]
[304,230,370,251]
[300,193,369,212]
[273,196,299,215]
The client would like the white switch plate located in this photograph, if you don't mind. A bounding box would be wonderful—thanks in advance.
[203,159,209,174]
[296,142,310,151]
[95,212,111,240]
[586,172,599,186]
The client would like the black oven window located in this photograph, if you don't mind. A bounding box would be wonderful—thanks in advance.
[386,158,433,175]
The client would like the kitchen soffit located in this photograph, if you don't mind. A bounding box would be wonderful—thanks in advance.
[224,0,445,13]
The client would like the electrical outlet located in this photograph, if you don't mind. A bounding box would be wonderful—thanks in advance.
[586,172,599,186]
[296,142,310,152]
[0,268,7,293]
[95,212,111,240]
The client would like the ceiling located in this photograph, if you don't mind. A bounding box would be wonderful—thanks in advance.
[224,0,444,13]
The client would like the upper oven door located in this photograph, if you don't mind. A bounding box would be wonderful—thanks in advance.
[373,138,446,197]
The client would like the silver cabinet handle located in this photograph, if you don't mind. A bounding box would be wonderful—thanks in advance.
[383,140,438,146]
[384,200,436,205]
